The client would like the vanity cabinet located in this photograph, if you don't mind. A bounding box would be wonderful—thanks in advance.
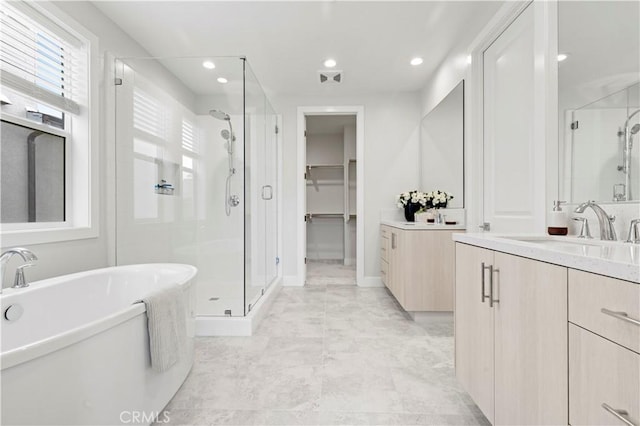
[454,244,495,422]
[568,270,640,426]
[380,225,459,311]
[455,243,568,425]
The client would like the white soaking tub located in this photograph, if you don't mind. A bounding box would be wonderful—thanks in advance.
[0,264,197,426]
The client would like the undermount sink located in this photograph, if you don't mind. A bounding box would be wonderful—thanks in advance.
[498,235,640,264]
[501,236,619,247]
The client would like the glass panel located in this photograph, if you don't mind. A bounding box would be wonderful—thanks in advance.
[568,83,640,202]
[265,100,278,287]
[114,56,246,316]
[1,120,65,222]
[243,60,267,314]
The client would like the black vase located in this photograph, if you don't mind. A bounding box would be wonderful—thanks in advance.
[404,203,422,222]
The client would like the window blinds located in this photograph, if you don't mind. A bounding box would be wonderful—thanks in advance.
[0,1,85,115]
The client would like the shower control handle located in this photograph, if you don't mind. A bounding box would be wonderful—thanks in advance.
[229,195,240,207]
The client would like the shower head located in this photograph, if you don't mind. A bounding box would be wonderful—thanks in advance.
[631,123,640,135]
[209,109,230,121]
[221,129,231,140]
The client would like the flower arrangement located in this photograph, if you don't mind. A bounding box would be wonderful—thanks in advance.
[396,190,454,222]
[427,190,454,209]
[396,190,428,208]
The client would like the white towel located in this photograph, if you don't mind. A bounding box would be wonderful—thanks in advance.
[138,284,187,373]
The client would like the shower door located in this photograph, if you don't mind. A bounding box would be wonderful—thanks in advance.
[244,62,278,314]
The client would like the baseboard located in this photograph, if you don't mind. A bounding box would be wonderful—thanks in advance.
[408,311,453,323]
[358,276,384,287]
[283,275,304,286]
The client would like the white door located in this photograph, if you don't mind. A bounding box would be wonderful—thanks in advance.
[483,4,543,232]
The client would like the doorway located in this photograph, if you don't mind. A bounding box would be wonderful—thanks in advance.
[305,115,356,285]
[297,106,364,286]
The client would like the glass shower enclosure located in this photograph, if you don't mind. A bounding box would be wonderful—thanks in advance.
[114,56,278,317]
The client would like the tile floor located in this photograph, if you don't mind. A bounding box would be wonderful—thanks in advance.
[159,285,489,425]
[306,260,356,286]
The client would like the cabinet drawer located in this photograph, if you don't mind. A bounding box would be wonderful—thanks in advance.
[380,225,390,239]
[569,324,639,426]
[569,269,640,352]
[381,259,388,286]
[380,236,389,262]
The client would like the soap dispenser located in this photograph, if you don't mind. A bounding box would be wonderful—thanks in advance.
[548,200,568,236]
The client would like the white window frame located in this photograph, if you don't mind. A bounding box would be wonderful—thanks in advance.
[0,1,99,247]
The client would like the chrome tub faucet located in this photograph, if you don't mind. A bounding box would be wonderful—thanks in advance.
[0,247,38,291]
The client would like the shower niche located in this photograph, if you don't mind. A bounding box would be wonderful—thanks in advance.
[114,56,279,320]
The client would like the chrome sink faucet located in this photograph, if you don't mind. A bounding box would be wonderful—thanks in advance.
[627,219,640,244]
[0,247,38,292]
[573,201,617,241]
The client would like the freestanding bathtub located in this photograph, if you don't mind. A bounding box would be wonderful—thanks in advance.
[0,263,197,426]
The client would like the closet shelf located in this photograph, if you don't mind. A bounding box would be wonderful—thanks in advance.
[305,213,345,223]
[306,164,344,169]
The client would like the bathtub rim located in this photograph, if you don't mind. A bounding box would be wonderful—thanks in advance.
[1,263,197,371]
[0,263,197,299]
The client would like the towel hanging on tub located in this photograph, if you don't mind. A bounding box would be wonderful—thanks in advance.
[136,284,187,373]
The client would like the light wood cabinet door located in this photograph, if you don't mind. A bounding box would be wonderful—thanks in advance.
[402,230,457,311]
[388,228,404,303]
[493,252,568,425]
[455,243,495,424]
[569,324,639,426]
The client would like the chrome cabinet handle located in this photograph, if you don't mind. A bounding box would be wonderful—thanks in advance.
[481,262,490,303]
[602,403,637,426]
[601,308,640,327]
[488,265,498,308]
[391,233,397,249]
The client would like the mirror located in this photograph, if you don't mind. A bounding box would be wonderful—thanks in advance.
[558,1,640,203]
[419,80,464,208]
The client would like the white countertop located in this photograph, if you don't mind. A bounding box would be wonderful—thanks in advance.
[381,220,467,231]
[453,233,640,283]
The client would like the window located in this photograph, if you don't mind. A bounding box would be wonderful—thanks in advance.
[0,1,98,245]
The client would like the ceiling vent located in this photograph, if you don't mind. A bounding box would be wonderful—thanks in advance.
[318,70,343,84]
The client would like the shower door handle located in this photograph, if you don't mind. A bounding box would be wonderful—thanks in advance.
[261,185,273,200]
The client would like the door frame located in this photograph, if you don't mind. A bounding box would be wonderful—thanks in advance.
[297,106,365,286]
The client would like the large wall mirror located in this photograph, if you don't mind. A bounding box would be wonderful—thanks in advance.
[420,80,464,208]
[559,1,640,204]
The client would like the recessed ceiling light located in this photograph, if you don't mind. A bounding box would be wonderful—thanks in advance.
[410,57,423,66]
[217,77,228,84]
[202,60,216,70]
[557,53,568,62]
[324,59,337,68]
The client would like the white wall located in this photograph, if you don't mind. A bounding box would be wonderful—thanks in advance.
[273,92,421,282]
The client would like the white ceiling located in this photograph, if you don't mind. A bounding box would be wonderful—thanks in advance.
[91,1,503,97]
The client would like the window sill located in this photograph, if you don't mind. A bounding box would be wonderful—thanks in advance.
[1,226,98,247]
